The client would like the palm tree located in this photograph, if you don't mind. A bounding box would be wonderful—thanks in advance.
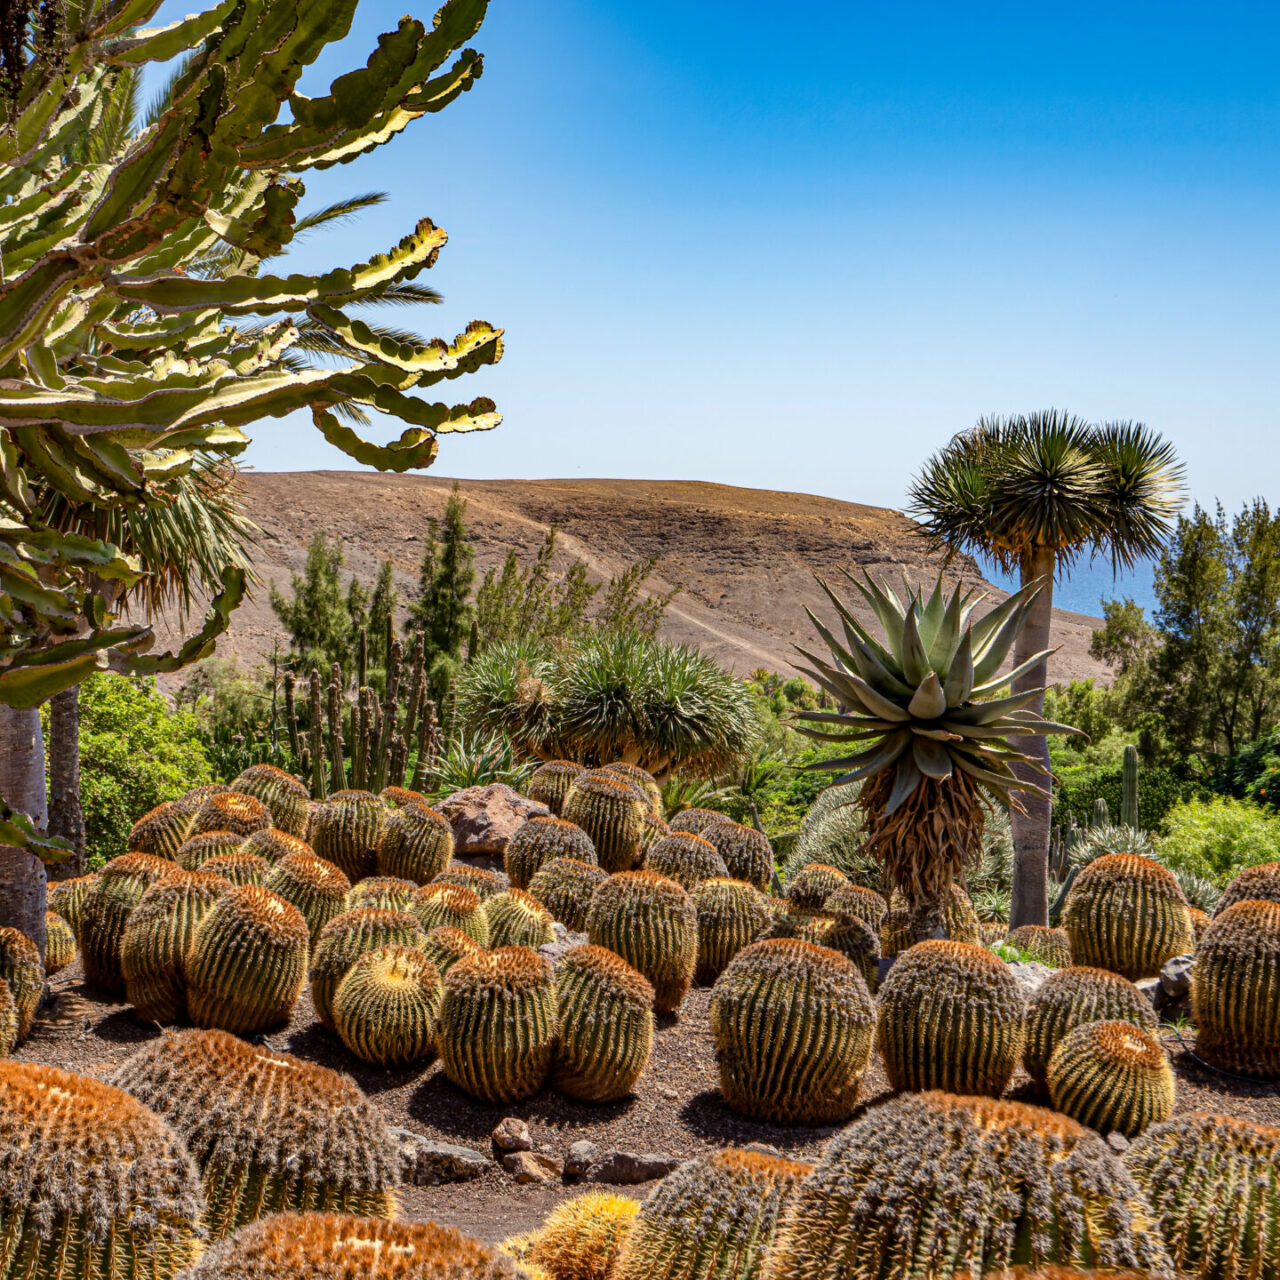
[907,412,1184,926]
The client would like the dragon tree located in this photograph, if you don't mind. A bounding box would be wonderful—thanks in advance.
[0,0,503,953]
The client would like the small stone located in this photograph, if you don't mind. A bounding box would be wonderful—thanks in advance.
[1160,954,1194,998]
[565,1140,602,1178]
[389,1129,487,1186]
[656,1085,678,1100]
[1135,977,1161,1008]
[585,1151,682,1185]
[505,1150,561,1185]
[538,928,589,965]
[492,1117,532,1152]
[1005,960,1053,997]
[742,1142,782,1157]
[1106,1131,1130,1153]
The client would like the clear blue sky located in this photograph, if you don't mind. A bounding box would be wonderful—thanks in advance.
[162,2,1280,525]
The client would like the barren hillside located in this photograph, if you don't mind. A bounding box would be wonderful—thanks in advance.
[187,472,1108,685]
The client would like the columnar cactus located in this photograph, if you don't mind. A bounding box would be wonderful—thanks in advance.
[1122,743,1141,829]
[239,828,315,866]
[710,938,875,1124]
[505,1189,639,1280]
[600,762,664,816]
[47,873,99,936]
[876,939,1025,1096]
[438,946,558,1104]
[412,884,492,945]
[128,801,190,860]
[200,851,270,888]
[1215,861,1280,915]
[1023,964,1159,1091]
[345,876,419,914]
[693,878,771,984]
[667,807,724,835]
[79,853,176,993]
[189,791,273,839]
[176,830,245,871]
[1192,898,1280,1078]
[1123,1112,1280,1280]
[528,760,588,816]
[186,886,311,1036]
[0,927,43,1041]
[332,945,444,1068]
[528,857,609,932]
[309,908,429,1031]
[762,1092,1173,1280]
[43,911,77,975]
[264,851,352,942]
[701,820,774,892]
[185,1213,519,1280]
[310,790,386,882]
[586,871,697,1013]
[421,926,487,975]
[615,1150,812,1280]
[551,945,655,1102]
[1062,853,1195,979]
[1006,924,1073,967]
[433,864,506,900]
[376,802,455,884]
[486,889,557,949]
[562,774,647,873]
[784,862,849,910]
[121,870,232,1025]
[0,1062,203,1276]
[1046,1019,1175,1138]
[111,1030,399,1239]
[231,765,311,837]
[645,832,730,892]
[505,815,597,890]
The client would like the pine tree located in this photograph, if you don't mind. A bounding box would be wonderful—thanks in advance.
[270,534,354,673]
[369,561,399,670]
[407,486,475,695]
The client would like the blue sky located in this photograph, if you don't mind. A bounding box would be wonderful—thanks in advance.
[166,2,1279,537]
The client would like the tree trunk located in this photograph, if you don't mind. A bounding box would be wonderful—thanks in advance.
[0,703,48,957]
[46,686,86,879]
[1009,546,1055,928]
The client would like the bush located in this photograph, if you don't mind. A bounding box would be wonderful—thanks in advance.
[55,674,214,869]
[1159,796,1280,888]
[1054,762,1202,833]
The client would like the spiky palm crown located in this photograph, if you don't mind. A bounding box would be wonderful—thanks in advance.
[796,572,1079,908]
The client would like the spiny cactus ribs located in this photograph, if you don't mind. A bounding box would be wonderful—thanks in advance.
[693,878,770,984]
[528,857,608,933]
[189,791,272,839]
[333,945,443,1068]
[231,765,310,837]
[1216,861,1280,915]
[0,926,43,1042]
[486,888,556,949]
[78,853,176,993]
[701,820,774,892]
[711,938,875,1125]
[309,907,428,1031]
[421,925,486,975]
[47,873,98,937]
[1006,923,1072,967]
[506,1189,638,1280]
[200,851,269,887]
[127,800,189,859]
[377,801,455,884]
[310,790,386,882]
[433,863,505,900]
[762,1092,1173,1280]
[43,911,77,975]
[505,815,597,890]
[264,850,352,941]
[784,862,849,910]
[346,876,419,914]
[0,1061,203,1276]
[644,831,729,892]
[562,774,647,873]
[876,939,1025,1096]
[599,762,664,816]
[176,830,244,871]
[667,807,724,835]
[110,1029,399,1240]
[528,760,587,816]
[239,828,313,865]
[413,882,491,945]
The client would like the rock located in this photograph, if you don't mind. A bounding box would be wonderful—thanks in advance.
[504,1150,562,1185]
[585,1151,683,1185]
[1005,960,1053,997]
[742,1142,782,1158]
[436,784,550,857]
[656,1085,678,1101]
[1106,1131,1130,1153]
[565,1140,602,1178]
[538,926,589,966]
[389,1129,488,1185]
[1160,954,1194,999]
[1136,977,1161,1008]
[492,1117,532,1152]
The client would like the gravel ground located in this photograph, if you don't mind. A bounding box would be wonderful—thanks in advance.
[16,959,1280,1244]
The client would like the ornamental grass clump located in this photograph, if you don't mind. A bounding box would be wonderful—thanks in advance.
[345,876,418,914]
[528,857,609,933]
[505,815,597,890]
[0,927,43,1043]
[1191,898,1280,1078]
[1046,1019,1175,1138]
[614,1150,811,1280]
[264,851,352,942]
[693,877,771,984]
[528,760,588,816]
[876,939,1025,1096]
[701,820,773,892]
[1023,964,1159,1092]
[188,791,272,840]
[1006,924,1072,967]
[231,764,310,837]
[78,852,176,993]
[485,889,556,949]
[551,945,654,1102]
[562,774,647,873]
[185,886,310,1035]
[1123,1112,1280,1280]
[438,946,558,1104]
[762,1092,1173,1280]
[586,871,697,1014]
[309,908,428,1031]
[111,1029,399,1239]
[310,790,386,882]
[377,803,454,885]
[0,1062,203,1277]
[412,883,491,946]
[332,945,443,1068]
[127,800,189,860]
[644,832,729,892]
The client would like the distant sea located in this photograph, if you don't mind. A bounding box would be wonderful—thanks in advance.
[978,555,1157,620]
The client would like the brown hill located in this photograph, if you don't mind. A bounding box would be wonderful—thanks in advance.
[187,472,1108,685]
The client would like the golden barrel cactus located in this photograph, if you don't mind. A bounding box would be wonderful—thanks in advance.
[667,807,724,835]
[47,873,98,937]
[784,862,849,911]
[693,878,770,985]
[420,926,487,976]
[824,882,889,929]
[309,908,428,1031]
[380,785,432,810]
[263,850,352,942]
[345,876,418,914]
[412,883,491,946]
[562,774,647,873]
[876,939,1025,1096]
[376,802,454,885]
[701,820,773,892]
[486,889,556,950]
[230,764,310,837]
[127,800,189,859]
[43,911,77,975]
[239,827,314,866]
[887,882,982,946]
[0,984,15,1057]
[505,815,597,890]
[433,863,506,900]
[199,851,269,888]
[175,830,243,871]
[189,791,272,840]
[78,853,176,993]
[599,761,664,816]
[644,832,729,893]
[528,857,609,933]
[528,760,587,816]
[332,945,443,1068]
[505,1189,639,1280]
[1215,861,1280,915]
[310,789,386,882]
[0,927,43,1043]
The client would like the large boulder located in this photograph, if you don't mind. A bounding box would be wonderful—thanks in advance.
[436,784,550,858]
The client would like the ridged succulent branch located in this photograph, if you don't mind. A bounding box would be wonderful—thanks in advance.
[333,944,443,1067]
[562,775,647,874]
[701,819,773,892]
[377,801,454,884]
[0,1062,203,1275]
[309,907,428,1031]
[763,1092,1173,1280]
[110,1029,399,1240]
[528,857,609,933]
[644,831,729,892]
[231,765,310,836]
[485,889,556,949]
[876,939,1025,1096]
[710,938,875,1124]
[693,877,771,985]
[0,926,43,1042]
[505,815,597,890]
[78,852,176,992]
[551,944,654,1102]
[310,789,385,881]
[438,946,558,1104]
[586,871,697,1014]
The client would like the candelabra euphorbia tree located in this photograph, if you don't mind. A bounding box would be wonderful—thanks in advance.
[0,0,502,952]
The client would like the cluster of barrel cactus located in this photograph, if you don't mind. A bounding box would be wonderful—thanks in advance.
[413,883,491,944]
[562,774,648,873]
[309,908,428,1030]
[79,853,176,992]
[332,946,444,1068]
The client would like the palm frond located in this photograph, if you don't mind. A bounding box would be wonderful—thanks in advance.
[292,192,388,238]
[352,282,444,307]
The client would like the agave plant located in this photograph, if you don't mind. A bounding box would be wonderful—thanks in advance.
[795,573,1080,941]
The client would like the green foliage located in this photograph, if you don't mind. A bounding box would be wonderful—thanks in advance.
[407,484,475,696]
[368,560,399,670]
[428,730,536,795]
[270,534,366,674]
[1159,795,1280,887]
[1053,761,1201,834]
[475,527,598,648]
[48,673,213,869]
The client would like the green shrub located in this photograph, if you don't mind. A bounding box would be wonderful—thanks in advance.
[49,674,214,869]
[1054,762,1201,833]
[1159,796,1280,887]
